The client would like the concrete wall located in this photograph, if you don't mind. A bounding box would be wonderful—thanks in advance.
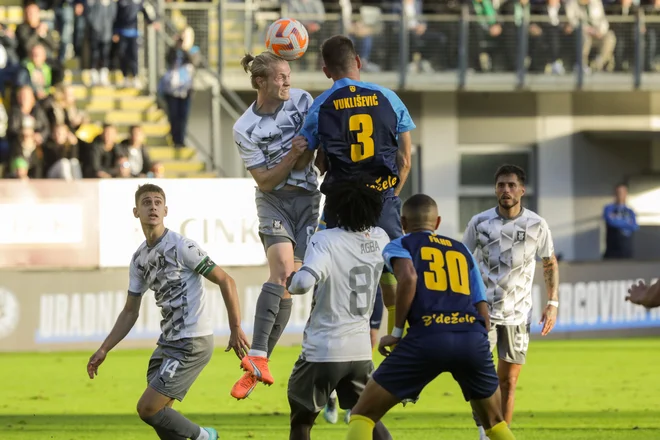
[188,90,660,261]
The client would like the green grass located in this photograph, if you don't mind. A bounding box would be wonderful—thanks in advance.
[2,338,660,439]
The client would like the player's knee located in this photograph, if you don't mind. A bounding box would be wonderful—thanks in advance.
[268,268,293,286]
[136,400,160,420]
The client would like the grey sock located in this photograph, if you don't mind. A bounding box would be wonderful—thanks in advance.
[251,282,285,353]
[473,409,483,427]
[142,407,201,440]
[153,426,188,440]
[267,297,293,358]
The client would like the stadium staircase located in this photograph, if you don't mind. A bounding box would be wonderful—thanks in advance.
[64,73,212,179]
[1,3,217,179]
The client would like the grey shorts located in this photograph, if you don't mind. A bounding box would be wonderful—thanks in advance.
[287,358,374,414]
[488,322,531,365]
[255,188,321,262]
[146,334,214,401]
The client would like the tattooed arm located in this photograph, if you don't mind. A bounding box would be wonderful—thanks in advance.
[543,254,559,301]
[540,254,559,336]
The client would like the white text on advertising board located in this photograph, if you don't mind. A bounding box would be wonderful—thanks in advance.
[98,179,268,268]
[36,286,313,343]
[530,278,660,332]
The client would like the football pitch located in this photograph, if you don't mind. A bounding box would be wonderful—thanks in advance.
[2,338,659,440]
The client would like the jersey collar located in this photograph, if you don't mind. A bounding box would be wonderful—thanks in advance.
[495,206,525,221]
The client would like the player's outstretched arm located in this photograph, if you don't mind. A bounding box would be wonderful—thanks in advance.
[394,131,412,197]
[379,258,417,356]
[475,302,491,332]
[205,266,250,360]
[540,254,559,336]
[87,294,142,379]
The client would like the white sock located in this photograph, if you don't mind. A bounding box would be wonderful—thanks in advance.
[248,349,268,358]
[329,390,337,400]
[196,427,210,440]
[477,426,488,439]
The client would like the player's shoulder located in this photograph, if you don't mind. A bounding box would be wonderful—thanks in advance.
[469,207,499,226]
[131,240,149,263]
[371,226,390,241]
[289,87,313,103]
[309,228,335,246]
[354,80,402,102]
[233,103,259,134]
[521,208,551,228]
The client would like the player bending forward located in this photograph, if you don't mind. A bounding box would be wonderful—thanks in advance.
[286,180,393,440]
[87,184,250,440]
[346,194,516,440]
[463,164,558,439]
[231,52,321,399]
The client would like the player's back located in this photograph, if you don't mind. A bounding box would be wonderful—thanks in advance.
[301,226,390,362]
[383,231,488,336]
[306,78,415,195]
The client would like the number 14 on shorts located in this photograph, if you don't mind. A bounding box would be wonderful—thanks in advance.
[160,359,180,378]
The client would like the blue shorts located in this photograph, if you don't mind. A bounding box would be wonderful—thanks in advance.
[372,332,499,402]
[319,195,403,274]
[369,286,383,330]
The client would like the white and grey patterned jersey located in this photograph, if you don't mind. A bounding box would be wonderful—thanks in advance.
[128,229,216,341]
[463,207,554,326]
[234,88,317,192]
[299,227,390,362]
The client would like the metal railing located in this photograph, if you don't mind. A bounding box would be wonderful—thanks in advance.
[147,1,660,91]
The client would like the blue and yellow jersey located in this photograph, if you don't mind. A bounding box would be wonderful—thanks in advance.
[382,231,488,334]
[300,78,416,196]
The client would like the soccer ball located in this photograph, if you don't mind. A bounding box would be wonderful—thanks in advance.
[265,18,309,61]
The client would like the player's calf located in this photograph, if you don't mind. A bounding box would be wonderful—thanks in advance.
[470,388,516,440]
[137,387,215,440]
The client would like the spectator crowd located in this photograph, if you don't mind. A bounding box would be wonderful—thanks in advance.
[279,0,660,75]
[0,0,164,180]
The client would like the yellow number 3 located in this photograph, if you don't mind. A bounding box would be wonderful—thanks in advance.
[349,114,375,162]
[421,247,470,295]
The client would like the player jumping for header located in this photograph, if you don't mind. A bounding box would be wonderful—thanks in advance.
[463,164,558,439]
[231,52,321,400]
[286,178,393,440]
[346,194,516,440]
[87,184,250,440]
[302,35,415,412]
[297,35,415,412]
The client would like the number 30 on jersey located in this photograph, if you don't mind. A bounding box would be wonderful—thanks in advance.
[421,247,470,295]
[350,114,374,162]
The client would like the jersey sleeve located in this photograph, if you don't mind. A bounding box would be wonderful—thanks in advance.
[178,238,217,276]
[128,254,148,297]
[381,88,416,134]
[234,128,267,170]
[300,232,333,283]
[382,237,412,273]
[462,217,478,252]
[300,96,321,151]
[466,250,487,305]
[536,219,555,259]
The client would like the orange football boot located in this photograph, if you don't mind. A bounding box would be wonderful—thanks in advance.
[240,355,274,385]
[230,372,259,400]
